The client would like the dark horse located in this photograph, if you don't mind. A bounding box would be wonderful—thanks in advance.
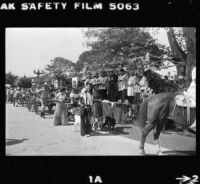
[137,92,177,155]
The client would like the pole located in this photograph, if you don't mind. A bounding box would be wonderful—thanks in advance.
[34,69,44,85]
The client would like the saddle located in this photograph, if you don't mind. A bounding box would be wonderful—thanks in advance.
[175,92,196,125]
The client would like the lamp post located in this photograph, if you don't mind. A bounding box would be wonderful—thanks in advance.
[33,69,44,85]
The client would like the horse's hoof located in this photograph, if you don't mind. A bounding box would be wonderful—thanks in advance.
[139,149,146,155]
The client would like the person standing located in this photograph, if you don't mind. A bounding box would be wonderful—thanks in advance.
[91,73,103,130]
[118,69,128,103]
[37,83,50,119]
[13,87,21,106]
[90,72,100,87]
[107,73,118,102]
[53,87,68,126]
[6,88,11,103]
[138,72,149,102]
[134,73,141,105]
[98,71,109,100]
[127,70,137,104]
[79,84,93,137]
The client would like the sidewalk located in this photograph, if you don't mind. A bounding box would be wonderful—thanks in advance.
[6,104,173,156]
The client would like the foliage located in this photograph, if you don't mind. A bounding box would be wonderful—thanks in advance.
[6,72,18,86]
[17,76,32,88]
[77,28,169,72]
[45,57,76,79]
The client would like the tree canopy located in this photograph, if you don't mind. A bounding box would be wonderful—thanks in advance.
[6,72,18,86]
[77,28,169,72]
[17,76,32,88]
[45,57,76,87]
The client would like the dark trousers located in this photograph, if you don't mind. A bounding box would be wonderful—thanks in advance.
[80,106,92,136]
[99,89,108,100]
[13,97,16,106]
[127,96,135,104]
[118,89,127,102]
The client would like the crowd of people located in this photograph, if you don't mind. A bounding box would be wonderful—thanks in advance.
[6,66,195,137]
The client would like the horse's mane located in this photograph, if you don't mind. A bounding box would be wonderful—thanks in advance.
[143,70,179,93]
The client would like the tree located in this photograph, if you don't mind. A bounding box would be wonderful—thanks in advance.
[77,28,168,71]
[17,76,32,88]
[45,57,76,87]
[165,27,196,86]
[6,72,18,86]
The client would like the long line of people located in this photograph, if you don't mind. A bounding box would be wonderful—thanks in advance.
[6,67,181,138]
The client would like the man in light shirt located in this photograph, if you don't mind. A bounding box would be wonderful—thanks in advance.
[118,69,128,103]
[79,84,93,137]
[98,71,109,100]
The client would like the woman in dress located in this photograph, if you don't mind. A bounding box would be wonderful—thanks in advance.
[53,87,68,126]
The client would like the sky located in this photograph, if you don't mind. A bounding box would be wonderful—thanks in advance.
[6,28,169,77]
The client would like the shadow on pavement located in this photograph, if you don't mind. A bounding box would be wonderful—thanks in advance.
[162,150,196,156]
[113,126,132,135]
[6,138,28,146]
[162,130,196,138]
[91,126,132,136]
[91,131,116,136]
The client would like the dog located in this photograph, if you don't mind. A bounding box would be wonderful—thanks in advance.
[101,116,116,133]
[73,115,81,132]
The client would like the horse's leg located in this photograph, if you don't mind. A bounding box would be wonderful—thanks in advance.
[153,118,166,155]
[139,121,155,155]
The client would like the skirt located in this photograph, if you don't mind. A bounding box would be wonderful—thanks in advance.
[53,102,68,125]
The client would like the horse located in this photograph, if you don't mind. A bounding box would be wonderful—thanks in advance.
[136,91,195,155]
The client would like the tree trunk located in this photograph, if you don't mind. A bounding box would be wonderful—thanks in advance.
[165,27,186,61]
[165,27,196,85]
[183,27,196,85]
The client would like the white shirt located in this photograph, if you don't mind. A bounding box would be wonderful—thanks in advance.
[139,76,148,92]
[145,52,150,62]
[90,78,100,86]
[127,76,137,86]
[118,74,128,91]
[98,76,108,90]
[80,91,93,105]
[127,76,137,96]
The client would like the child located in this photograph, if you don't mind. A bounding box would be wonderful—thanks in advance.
[125,107,135,124]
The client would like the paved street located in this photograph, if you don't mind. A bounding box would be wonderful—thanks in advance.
[5,104,196,156]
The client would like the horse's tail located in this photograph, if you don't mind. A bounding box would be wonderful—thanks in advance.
[137,98,149,130]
